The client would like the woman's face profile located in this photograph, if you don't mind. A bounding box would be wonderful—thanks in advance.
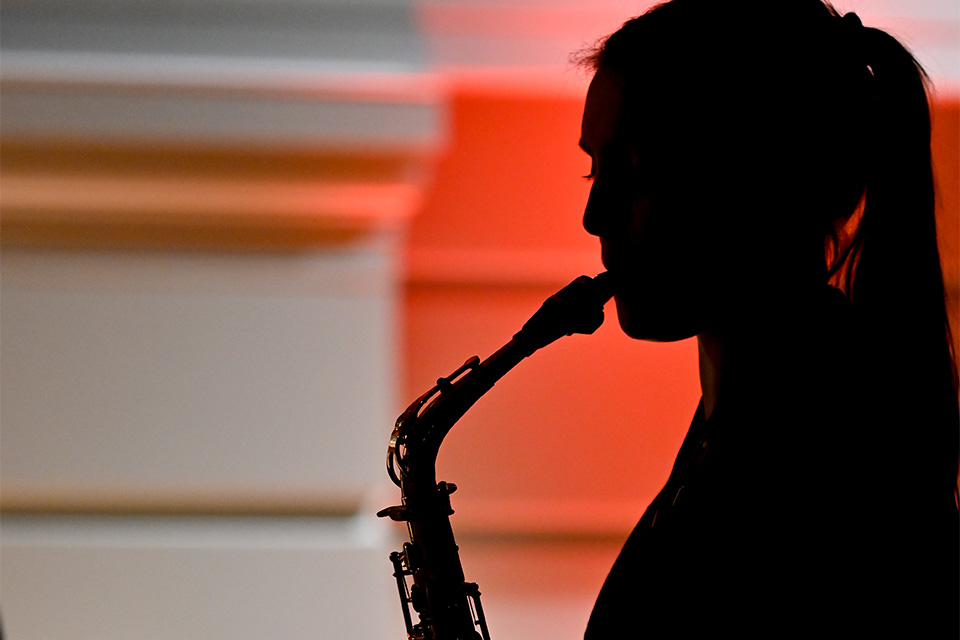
[580,68,718,342]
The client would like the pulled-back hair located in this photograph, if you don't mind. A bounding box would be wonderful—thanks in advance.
[578,0,958,494]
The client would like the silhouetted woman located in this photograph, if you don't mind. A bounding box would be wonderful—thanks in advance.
[576,1,958,635]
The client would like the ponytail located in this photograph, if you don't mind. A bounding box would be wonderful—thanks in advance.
[838,13,959,492]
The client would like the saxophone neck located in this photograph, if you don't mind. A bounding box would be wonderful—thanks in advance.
[388,272,614,486]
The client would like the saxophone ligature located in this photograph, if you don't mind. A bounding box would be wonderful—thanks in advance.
[378,272,615,640]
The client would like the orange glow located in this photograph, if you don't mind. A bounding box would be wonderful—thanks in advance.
[407,91,596,260]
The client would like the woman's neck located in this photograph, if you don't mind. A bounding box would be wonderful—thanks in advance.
[697,283,830,421]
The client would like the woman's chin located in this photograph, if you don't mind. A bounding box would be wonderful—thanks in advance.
[614,295,699,342]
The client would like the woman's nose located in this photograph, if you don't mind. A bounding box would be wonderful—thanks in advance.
[583,184,605,237]
[583,180,627,238]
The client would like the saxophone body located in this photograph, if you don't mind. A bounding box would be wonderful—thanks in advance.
[378,273,614,640]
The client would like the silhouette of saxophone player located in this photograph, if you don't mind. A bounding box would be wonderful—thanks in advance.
[575,1,959,636]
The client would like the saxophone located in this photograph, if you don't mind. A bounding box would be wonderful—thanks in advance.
[378,272,615,640]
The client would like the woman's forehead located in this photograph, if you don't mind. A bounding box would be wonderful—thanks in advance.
[580,68,628,153]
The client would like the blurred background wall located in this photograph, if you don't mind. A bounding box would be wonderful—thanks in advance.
[1,1,957,638]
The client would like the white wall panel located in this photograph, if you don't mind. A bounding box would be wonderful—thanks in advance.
[0,514,405,640]
[0,1,424,638]
[0,244,398,510]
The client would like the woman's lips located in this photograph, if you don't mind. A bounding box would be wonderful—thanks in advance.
[600,238,618,273]
[599,242,622,299]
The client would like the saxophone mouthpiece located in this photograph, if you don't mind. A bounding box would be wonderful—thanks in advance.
[591,271,615,305]
[514,271,616,349]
